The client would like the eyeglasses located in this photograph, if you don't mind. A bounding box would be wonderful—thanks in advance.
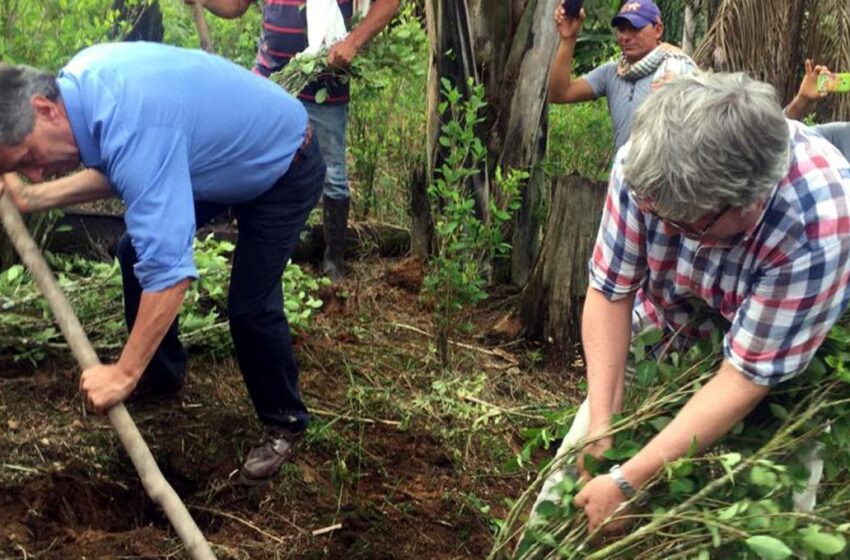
[633,193,729,239]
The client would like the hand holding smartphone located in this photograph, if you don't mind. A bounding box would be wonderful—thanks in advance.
[563,0,583,18]
[817,73,850,93]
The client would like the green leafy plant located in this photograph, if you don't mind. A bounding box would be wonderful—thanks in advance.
[346,5,428,221]
[545,100,614,181]
[422,78,525,367]
[159,0,262,66]
[494,324,850,559]
[0,235,327,363]
[268,5,425,102]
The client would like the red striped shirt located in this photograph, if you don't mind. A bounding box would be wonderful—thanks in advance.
[255,0,352,103]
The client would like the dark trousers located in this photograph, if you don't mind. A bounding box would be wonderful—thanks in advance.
[117,139,325,432]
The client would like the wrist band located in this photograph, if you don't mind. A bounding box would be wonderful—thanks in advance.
[609,464,639,500]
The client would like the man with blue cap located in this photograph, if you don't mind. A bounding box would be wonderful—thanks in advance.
[548,0,696,152]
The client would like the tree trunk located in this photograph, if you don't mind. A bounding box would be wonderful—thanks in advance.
[518,175,606,364]
[424,0,489,220]
[424,0,560,288]
[682,0,696,55]
[509,117,547,286]
[493,0,560,286]
[409,164,433,259]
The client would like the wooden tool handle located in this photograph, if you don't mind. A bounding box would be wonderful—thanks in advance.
[190,1,215,53]
[0,192,217,560]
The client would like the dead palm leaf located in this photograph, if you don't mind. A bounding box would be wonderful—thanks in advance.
[694,0,811,105]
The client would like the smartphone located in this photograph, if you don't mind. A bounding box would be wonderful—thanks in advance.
[817,73,850,93]
[563,0,583,18]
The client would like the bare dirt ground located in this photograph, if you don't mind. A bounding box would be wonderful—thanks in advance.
[0,257,579,559]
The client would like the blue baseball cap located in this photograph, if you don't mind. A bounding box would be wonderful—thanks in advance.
[611,0,662,29]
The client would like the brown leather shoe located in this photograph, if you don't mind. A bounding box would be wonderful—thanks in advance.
[238,425,303,486]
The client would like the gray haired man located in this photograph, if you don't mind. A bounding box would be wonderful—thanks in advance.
[544,72,850,532]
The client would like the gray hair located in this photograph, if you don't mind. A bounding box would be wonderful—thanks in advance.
[624,72,790,222]
[0,63,60,146]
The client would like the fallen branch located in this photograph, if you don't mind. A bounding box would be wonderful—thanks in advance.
[0,192,216,559]
[311,523,343,537]
[191,505,296,544]
[311,406,402,427]
[392,322,519,364]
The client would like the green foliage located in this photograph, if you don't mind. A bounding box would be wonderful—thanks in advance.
[347,6,428,221]
[0,0,127,69]
[0,236,327,363]
[545,100,614,181]
[422,78,524,368]
[497,324,850,559]
[571,0,622,75]
[159,0,261,66]
[266,5,429,224]
[0,0,261,70]
[269,5,426,101]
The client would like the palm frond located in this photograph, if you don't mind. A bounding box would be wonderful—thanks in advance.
[694,0,811,105]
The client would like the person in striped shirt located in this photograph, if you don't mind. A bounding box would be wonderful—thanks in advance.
[569,72,850,532]
[188,0,400,281]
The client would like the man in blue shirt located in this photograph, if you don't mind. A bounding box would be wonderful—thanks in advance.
[0,42,324,485]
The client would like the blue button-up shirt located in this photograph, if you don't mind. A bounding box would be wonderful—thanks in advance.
[58,42,308,291]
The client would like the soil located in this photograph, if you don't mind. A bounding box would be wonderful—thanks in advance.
[0,258,579,559]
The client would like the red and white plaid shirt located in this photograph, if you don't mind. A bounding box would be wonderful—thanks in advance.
[590,121,850,386]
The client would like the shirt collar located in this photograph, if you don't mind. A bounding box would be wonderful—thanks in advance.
[57,73,102,169]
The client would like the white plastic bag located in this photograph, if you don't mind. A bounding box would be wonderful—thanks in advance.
[304,0,348,55]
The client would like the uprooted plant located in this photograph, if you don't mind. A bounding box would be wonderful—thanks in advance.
[268,5,424,103]
[491,325,850,559]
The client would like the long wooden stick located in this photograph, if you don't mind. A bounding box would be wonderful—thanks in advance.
[0,192,216,560]
[190,1,214,53]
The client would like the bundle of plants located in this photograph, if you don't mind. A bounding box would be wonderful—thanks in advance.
[0,235,326,364]
[269,6,425,101]
[490,327,850,560]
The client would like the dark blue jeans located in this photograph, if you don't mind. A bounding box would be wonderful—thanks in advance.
[117,139,324,433]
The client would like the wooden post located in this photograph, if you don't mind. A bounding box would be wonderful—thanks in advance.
[0,192,217,560]
[189,1,214,53]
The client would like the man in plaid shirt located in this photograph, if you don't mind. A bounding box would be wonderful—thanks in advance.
[570,72,850,531]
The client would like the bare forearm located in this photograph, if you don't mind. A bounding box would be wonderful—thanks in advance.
[347,0,400,49]
[117,279,191,380]
[197,0,252,19]
[622,362,770,487]
[582,287,635,435]
[17,170,113,212]
[785,95,816,121]
[549,39,578,102]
